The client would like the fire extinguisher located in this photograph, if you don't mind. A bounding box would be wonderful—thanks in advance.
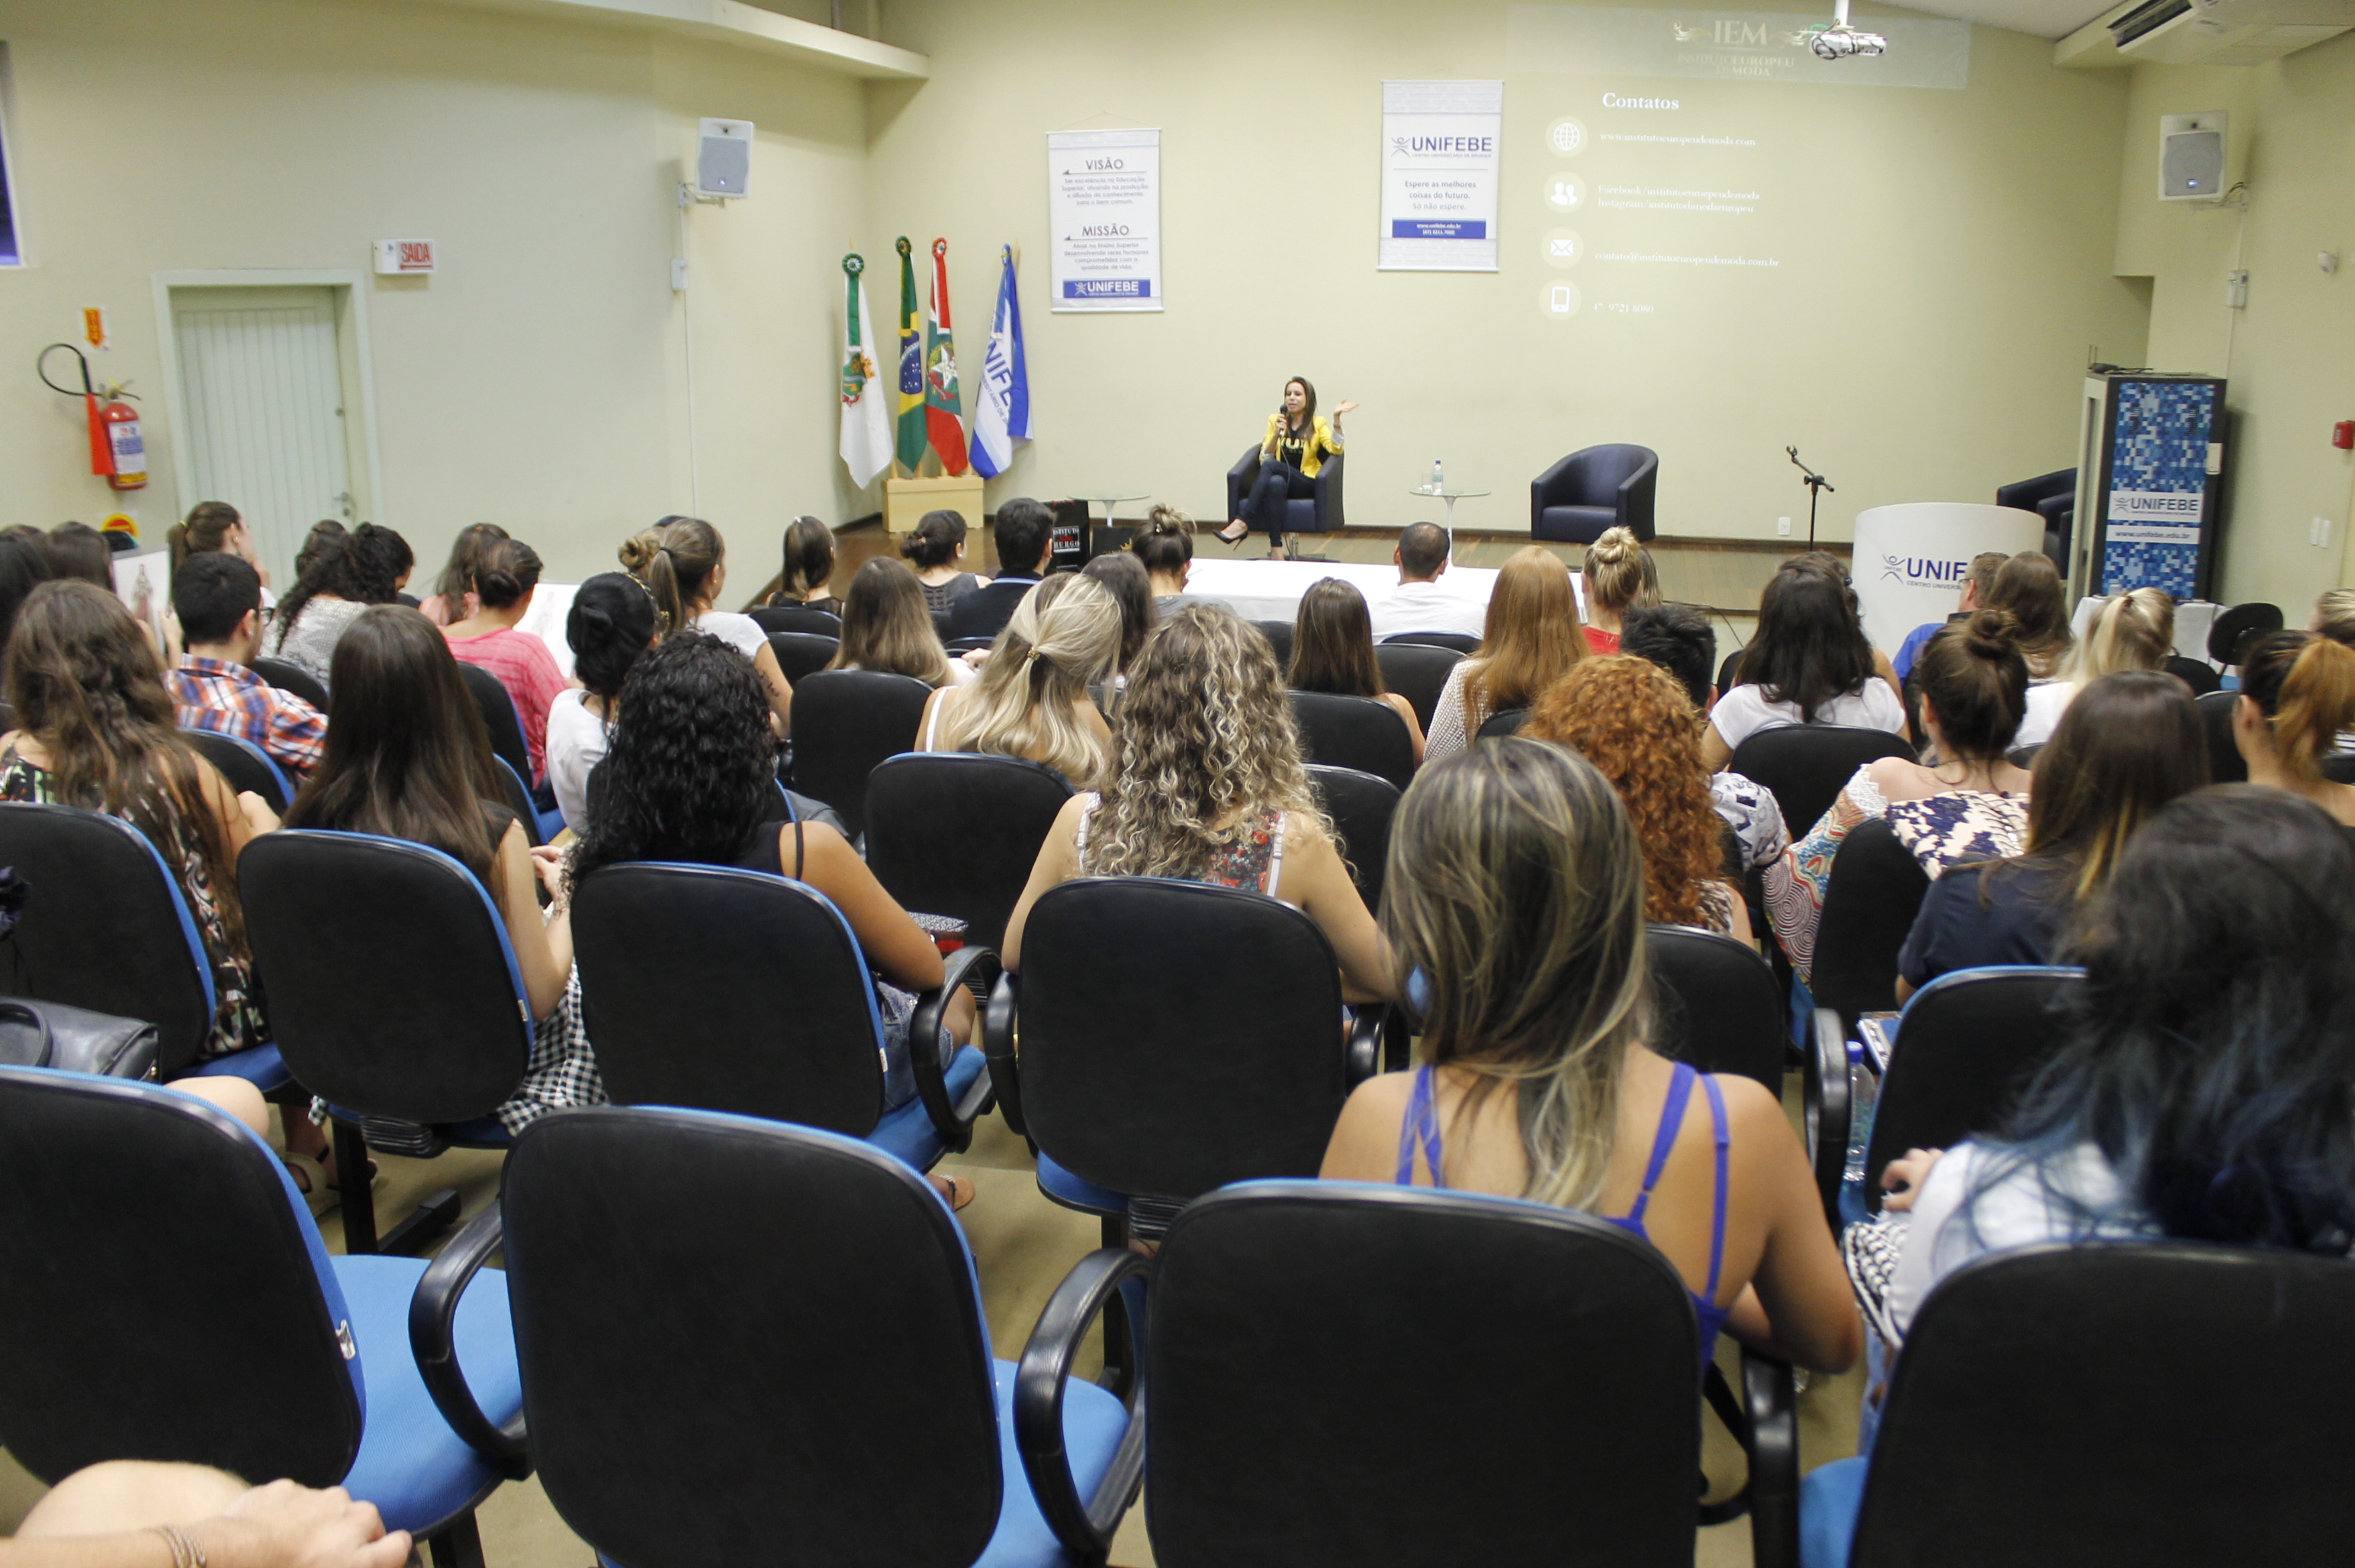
[38,342,147,490]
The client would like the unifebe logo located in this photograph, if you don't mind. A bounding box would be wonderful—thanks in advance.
[1881,554,1971,587]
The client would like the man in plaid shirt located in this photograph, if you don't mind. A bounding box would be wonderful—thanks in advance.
[166,553,327,778]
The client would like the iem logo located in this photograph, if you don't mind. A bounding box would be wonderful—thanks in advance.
[1881,554,1970,587]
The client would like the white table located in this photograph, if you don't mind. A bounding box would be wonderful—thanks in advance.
[1178,557,1585,627]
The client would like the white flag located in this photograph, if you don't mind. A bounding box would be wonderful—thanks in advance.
[838,255,892,488]
[971,246,1032,479]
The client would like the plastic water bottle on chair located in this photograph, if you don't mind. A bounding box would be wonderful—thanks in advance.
[1842,1038,1878,1187]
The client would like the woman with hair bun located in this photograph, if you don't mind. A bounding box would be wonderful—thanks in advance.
[545,571,663,836]
[2013,586,2173,748]
[169,501,272,601]
[1136,506,1195,614]
[2235,630,2355,827]
[901,509,985,612]
[2308,588,2355,649]
[1769,608,2036,980]
[618,516,795,734]
[442,538,569,784]
[1979,550,2074,683]
[917,574,1120,786]
[1579,525,1659,656]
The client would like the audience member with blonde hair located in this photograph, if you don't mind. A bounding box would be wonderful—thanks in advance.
[1524,655,1749,940]
[830,557,968,688]
[917,573,1119,786]
[618,516,794,732]
[1004,602,1391,1001]
[1579,526,1659,655]
[1289,577,1425,763]
[2308,588,2355,649]
[1423,546,1586,760]
[2013,587,2173,747]
[1319,741,1859,1376]
[2235,630,2355,826]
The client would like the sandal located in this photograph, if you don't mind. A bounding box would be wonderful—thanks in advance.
[933,1174,976,1213]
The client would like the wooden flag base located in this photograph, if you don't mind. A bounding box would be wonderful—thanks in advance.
[884,474,985,536]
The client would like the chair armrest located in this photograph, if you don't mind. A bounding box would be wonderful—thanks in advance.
[1015,1248,1151,1559]
[1616,451,1659,500]
[982,968,1026,1138]
[908,943,1000,1151]
[1742,1350,1800,1568]
[1803,1007,1851,1235]
[407,1203,530,1477]
[1345,1004,1386,1088]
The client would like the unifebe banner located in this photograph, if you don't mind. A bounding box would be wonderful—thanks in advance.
[1380,81,1504,272]
[1048,129,1162,313]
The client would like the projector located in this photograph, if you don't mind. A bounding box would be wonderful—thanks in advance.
[1807,21,1888,55]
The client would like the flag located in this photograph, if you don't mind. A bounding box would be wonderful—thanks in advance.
[837,254,892,487]
[971,246,1031,480]
[924,237,969,476]
[894,236,925,474]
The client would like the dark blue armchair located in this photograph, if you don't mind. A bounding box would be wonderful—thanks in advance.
[1531,445,1658,544]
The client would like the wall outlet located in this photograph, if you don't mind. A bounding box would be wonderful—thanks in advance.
[671,258,689,292]
[2312,516,2334,548]
[2226,269,2248,309]
[1777,516,1791,536]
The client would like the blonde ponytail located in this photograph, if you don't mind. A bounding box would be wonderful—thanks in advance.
[2276,637,2355,777]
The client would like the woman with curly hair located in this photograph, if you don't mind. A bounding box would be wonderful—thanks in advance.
[1423,546,1587,762]
[263,522,413,688]
[917,574,1120,786]
[1524,655,1750,941]
[1002,602,1392,1001]
[568,633,975,1209]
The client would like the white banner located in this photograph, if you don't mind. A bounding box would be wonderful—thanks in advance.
[1048,129,1161,313]
[1852,503,2046,654]
[1380,81,1503,272]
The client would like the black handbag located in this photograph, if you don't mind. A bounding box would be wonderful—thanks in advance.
[0,998,161,1081]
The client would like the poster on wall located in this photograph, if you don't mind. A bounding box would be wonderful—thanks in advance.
[1380,81,1504,272]
[1048,129,1161,313]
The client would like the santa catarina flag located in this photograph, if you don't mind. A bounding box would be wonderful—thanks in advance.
[838,254,892,487]
[925,238,969,476]
[971,245,1031,480]
[894,236,925,474]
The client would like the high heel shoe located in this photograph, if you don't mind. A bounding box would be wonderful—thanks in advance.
[1215,520,1249,549]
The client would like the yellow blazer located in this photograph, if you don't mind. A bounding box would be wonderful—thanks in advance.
[1260,413,1343,477]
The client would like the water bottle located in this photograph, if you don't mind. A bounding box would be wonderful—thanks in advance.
[1431,458,1444,493]
[1842,1038,1878,1187]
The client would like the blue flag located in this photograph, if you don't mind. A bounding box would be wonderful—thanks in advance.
[971,246,1031,478]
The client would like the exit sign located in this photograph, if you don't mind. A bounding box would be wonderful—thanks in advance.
[374,238,436,275]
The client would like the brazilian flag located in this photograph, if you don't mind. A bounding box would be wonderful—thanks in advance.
[895,237,926,474]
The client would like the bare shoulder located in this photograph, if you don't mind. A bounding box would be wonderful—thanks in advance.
[1323,1071,1415,1179]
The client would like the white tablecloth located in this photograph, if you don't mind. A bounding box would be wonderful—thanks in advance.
[1178,557,1567,627]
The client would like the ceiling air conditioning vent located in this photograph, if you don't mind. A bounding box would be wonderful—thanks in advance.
[2111,0,2355,62]
[2112,0,2193,43]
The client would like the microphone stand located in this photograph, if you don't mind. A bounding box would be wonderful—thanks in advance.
[1787,446,1833,547]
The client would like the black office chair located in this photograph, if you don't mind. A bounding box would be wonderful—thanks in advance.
[571,862,991,1171]
[1807,966,2081,1234]
[1648,924,1785,1094]
[2164,653,2222,696]
[488,757,544,850]
[239,831,537,1255]
[1996,468,2076,564]
[766,631,841,686]
[1381,630,1482,656]
[1727,725,1917,844]
[865,752,1074,953]
[1145,1182,1797,1568]
[786,669,934,840]
[986,878,1383,1237]
[2006,741,2045,770]
[496,1107,1142,1568]
[1717,647,1748,701]
[1288,692,1415,790]
[2207,601,2283,670]
[1531,444,1658,545]
[181,728,295,813]
[1801,1242,2355,1568]
[1808,819,1930,1035]
[749,602,843,638]
[0,1068,526,1567]
[1476,707,1525,741]
[251,656,330,709]
[2196,687,2245,782]
[1306,764,1399,913]
[454,660,534,788]
[1253,619,1295,668]
[1225,446,1346,539]
[1373,642,1463,734]
[946,635,997,654]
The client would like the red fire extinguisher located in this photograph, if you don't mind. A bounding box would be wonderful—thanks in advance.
[38,343,146,490]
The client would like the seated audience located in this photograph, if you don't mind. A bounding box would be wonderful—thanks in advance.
[829,557,969,688]
[1621,601,1790,876]
[902,509,985,612]
[1319,741,1859,1375]
[1424,546,1586,760]
[567,633,972,1208]
[919,574,1118,786]
[1981,549,2073,683]
[43,522,115,588]
[618,516,794,733]
[166,554,327,779]
[769,516,843,618]
[2310,587,2355,648]
[1289,577,1425,763]
[1899,670,2204,998]
[1578,525,1659,655]
[416,522,509,627]
[1771,611,2035,980]
[2012,587,2172,747]
[284,607,583,1132]
[1004,602,1391,1001]
[1136,506,1193,615]
[1704,560,1907,770]
[263,522,410,687]
[545,573,661,837]
[2234,629,2355,827]
[0,533,53,670]
[1368,521,1486,641]
[1525,656,1751,941]
[943,498,1053,641]
[1081,550,1154,682]
[5,1460,410,1568]
[441,538,568,783]
[169,501,274,602]
[1891,551,2006,683]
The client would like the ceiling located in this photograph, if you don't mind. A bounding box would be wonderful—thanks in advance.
[1874,0,2122,38]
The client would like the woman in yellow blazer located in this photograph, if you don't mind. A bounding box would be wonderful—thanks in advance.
[1216,376,1357,561]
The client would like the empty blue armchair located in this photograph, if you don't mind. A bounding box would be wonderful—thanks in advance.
[1531,445,1658,544]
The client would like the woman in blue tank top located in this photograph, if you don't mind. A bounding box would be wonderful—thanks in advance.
[1319,740,1860,1377]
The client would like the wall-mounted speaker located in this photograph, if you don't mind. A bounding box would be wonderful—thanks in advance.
[697,118,753,199]
[2157,111,2227,201]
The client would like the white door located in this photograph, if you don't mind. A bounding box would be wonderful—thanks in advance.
[169,286,355,586]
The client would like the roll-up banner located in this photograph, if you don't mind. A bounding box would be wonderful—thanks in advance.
[1380,81,1504,272]
[1048,128,1162,313]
